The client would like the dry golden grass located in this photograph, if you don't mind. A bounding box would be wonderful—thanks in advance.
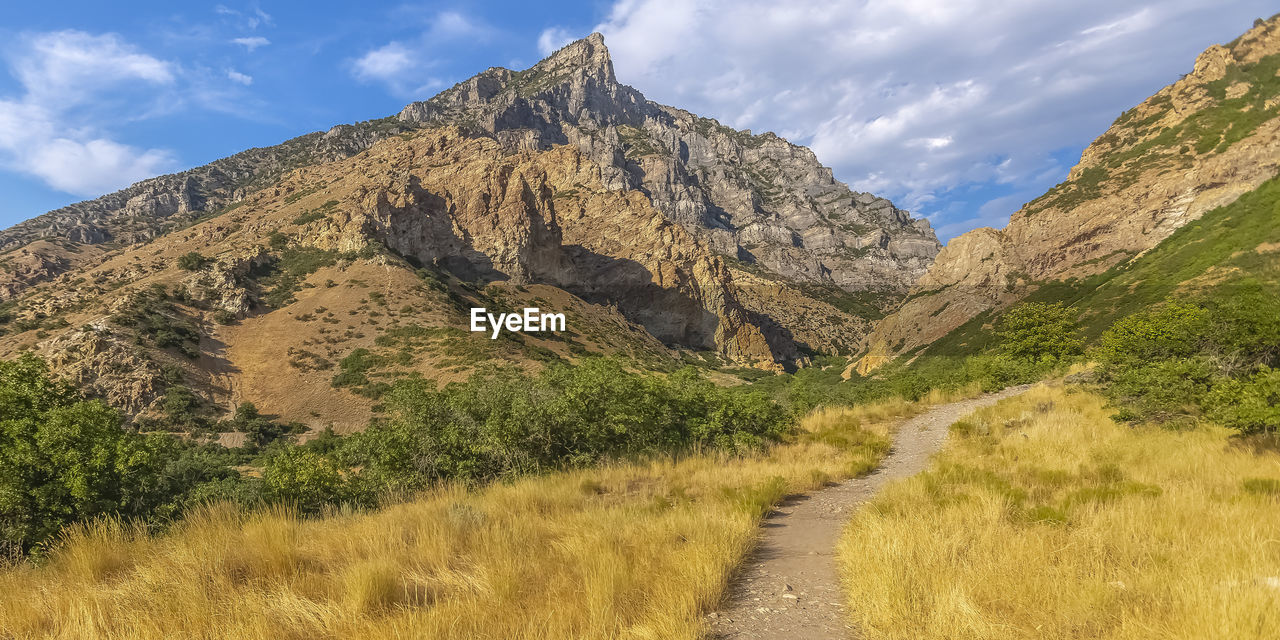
[839,384,1280,640]
[0,389,976,639]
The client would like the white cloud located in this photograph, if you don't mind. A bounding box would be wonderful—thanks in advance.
[537,27,575,57]
[429,11,491,40]
[350,11,491,98]
[11,30,174,105]
[26,138,176,196]
[595,0,1276,239]
[215,4,273,30]
[226,69,253,85]
[353,42,414,83]
[0,31,180,196]
[231,36,270,51]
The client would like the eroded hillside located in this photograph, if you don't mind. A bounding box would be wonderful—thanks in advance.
[860,16,1280,367]
[0,128,790,430]
[0,34,937,367]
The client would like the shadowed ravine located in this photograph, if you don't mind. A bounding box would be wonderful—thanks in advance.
[709,385,1034,639]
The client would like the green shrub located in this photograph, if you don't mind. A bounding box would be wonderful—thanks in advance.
[1106,357,1218,425]
[256,246,342,307]
[111,288,201,357]
[1096,302,1209,370]
[177,252,211,271]
[341,358,792,492]
[0,356,236,553]
[1095,287,1280,428]
[228,401,291,449]
[262,448,358,513]
[995,302,1083,362]
[1205,368,1280,435]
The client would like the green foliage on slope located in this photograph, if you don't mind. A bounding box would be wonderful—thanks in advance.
[913,173,1280,434]
[924,171,1280,358]
[0,354,793,555]
[0,356,239,554]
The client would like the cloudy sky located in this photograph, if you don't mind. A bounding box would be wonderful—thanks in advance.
[0,1,1274,240]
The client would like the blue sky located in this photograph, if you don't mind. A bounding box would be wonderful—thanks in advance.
[0,1,1274,241]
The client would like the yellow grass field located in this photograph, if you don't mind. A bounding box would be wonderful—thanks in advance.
[838,384,1280,640]
[0,386,976,639]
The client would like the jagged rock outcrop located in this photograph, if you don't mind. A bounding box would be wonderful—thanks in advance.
[42,323,166,415]
[396,33,939,295]
[0,246,72,298]
[296,128,789,366]
[182,247,272,315]
[861,16,1280,365]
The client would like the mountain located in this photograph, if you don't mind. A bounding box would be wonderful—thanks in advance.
[395,34,939,292]
[0,34,937,429]
[857,16,1280,371]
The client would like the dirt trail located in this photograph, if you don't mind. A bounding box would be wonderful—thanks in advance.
[708,385,1032,639]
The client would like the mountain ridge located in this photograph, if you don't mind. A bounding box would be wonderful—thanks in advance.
[856,15,1280,371]
[0,34,951,427]
[0,33,937,309]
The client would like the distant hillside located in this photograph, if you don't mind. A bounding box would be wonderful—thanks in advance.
[0,34,948,429]
[859,15,1280,369]
[920,171,1280,358]
[0,35,937,361]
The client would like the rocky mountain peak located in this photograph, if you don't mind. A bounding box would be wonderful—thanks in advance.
[532,32,616,85]
[1,29,938,362]
[395,33,938,301]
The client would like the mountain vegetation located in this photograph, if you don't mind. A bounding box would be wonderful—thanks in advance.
[2,14,1280,640]
[839,385,1280,640]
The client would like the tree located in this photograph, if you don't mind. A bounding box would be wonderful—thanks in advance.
[0,355,169,552]
[995,302,1083,362]
[1205,368,1280,435]
[262,448,348,513]
[231,401,289,449]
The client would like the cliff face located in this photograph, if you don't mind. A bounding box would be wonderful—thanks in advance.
[860,17,1280,365]
[397,34,939,295]
[0,33,937,370]
[297,128,787,365]
[0,124,797,428]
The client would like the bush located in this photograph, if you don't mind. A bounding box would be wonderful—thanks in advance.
[1096,302,1209,371]
[996,302,1083,362]
[228,401,290,449]
[1095,287,1280,429]
[1106,357,1218,425]
[111,288,201,356]
[341,358,792,493]
[1205,368,1280,435]
[177,252,211,271]
[263,448,355,513]
[0,356,229,553]
[161,385,209,432]
[255,246,341,307]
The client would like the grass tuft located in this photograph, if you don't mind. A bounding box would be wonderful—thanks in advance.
[839,384,1280,640]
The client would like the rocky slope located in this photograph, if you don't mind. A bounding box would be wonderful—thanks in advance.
[0,34,936,363]
[0,119,417,298]
[397,33,939,295]
[0,125,792,429]
[858,16,1280,370]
